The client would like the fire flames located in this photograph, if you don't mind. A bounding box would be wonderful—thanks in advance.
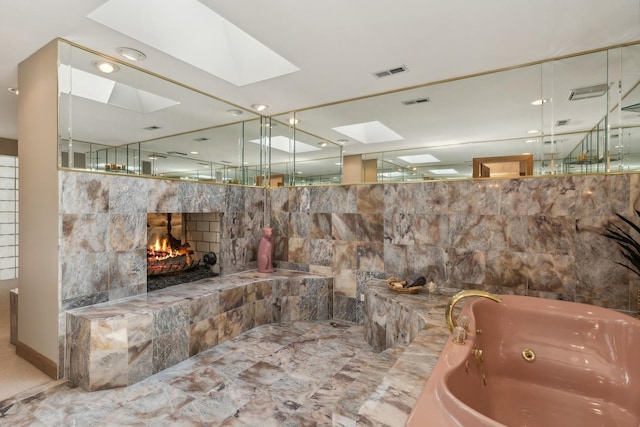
[148,238,180,260]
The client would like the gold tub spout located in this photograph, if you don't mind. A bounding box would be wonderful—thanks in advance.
[445,290,502,333]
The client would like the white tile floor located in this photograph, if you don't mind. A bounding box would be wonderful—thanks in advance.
[0,291,58,402]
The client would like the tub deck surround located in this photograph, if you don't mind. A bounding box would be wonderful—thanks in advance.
[66,269,333,391]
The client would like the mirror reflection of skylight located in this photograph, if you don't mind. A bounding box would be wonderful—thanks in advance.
[429,169,459,175]
[58,65,179,113]
[87,0,300,86]
[332,121,404,144]
[250,136,321,153]
[397,154,440,164]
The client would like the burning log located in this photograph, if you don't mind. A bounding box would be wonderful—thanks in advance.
[147,241,195,276]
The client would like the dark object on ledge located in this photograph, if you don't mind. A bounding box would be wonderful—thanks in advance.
[203,252,217,266]
[405,273,426,288]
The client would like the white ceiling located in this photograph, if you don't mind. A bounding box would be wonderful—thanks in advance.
[1,0,640,165]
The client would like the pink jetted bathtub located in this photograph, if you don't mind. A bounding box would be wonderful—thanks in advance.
[407,295,640,427]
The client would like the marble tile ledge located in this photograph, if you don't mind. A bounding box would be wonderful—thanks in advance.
[66,269,333,391]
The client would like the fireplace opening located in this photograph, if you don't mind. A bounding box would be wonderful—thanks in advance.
[147,212,221,292]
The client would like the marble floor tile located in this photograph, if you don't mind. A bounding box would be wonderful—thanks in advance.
[1,320,406,426]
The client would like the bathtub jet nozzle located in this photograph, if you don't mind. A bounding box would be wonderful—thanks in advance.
[445,290,502,335]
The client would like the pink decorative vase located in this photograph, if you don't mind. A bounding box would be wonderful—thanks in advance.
[257,227,274,273]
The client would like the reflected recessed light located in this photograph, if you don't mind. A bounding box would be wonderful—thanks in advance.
[251,104,268,112]
[334,162,342,166]
[297,171,303,174]
[116,47,146,61]
[318,142,328,147]
[336,139,348,144]
[288,118,300,125]
[531,99,548,106]
[527,129,540,134]
[227,109,243,116]
[92,60,119,74]
[7,87,18,95]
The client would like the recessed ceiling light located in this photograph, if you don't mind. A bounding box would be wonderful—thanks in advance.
[227,109,243,116]
[525,139,538,143]
[531,99,548,106]
[251,104,268,112]
[190,151,199,155]
[318,142,328,147]
[288,118,300,125]
[92,60,120,74]
[336,139,348,144]
[116,47,146,61]
[7,87,18,95]
[527,129,540,134]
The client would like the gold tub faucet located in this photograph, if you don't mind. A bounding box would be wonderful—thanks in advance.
[445,290,502,334]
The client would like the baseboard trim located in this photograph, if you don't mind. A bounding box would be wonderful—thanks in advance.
[16,340,58,379]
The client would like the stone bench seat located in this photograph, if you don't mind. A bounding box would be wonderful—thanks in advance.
[66,269,332,391]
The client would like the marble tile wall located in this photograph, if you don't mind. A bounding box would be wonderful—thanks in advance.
[58,171,266,378]
[271,173,640,322]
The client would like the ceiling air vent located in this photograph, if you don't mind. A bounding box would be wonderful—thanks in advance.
[402,97,430,106]
[373,65,408,78]
[568,84,609,101]
[143,125,161,130]
[556,119,571,126]
[194,137,209,142]
[167,151,188,156]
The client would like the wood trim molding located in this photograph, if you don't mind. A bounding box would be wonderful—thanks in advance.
[15,340,58,380]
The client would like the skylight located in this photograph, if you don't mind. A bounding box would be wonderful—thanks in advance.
[58,64,179,113]
[250,136,321,154]
[87,0,300,86]
[429,169,458,175]
[332,121,404,144]
[397,154,440,164]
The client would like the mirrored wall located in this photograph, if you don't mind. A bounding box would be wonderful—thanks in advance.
[57,40,270,185]
[274,42,640,183]
[58,39,640,186]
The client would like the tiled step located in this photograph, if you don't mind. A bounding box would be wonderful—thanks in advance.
[330,345,408,425]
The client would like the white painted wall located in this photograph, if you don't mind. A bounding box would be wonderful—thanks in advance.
[17,40,60,370]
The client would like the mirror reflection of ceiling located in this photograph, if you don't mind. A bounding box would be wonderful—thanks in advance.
[281,44,640,177]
